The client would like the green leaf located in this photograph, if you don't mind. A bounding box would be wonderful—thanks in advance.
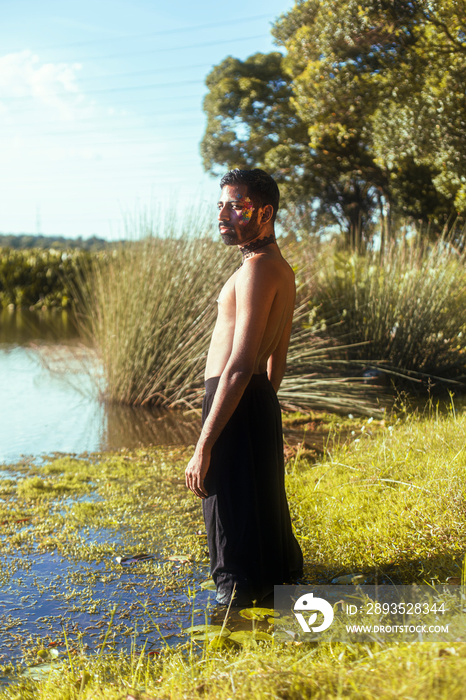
[239,607,280,620]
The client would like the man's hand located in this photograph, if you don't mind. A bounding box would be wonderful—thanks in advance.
[185,447,210,498]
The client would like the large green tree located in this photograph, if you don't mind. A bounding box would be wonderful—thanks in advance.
[369,0,466,218]
[201,51,384,247]
[201,0,466,244]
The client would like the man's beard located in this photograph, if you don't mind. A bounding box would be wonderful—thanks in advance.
[219,216,261,247]
[220,229,238,246]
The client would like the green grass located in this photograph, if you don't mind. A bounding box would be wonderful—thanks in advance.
[308,234,466,386]
[288,399,466,583]
[1,404,465,698]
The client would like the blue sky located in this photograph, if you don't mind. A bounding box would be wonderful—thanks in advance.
[0,0,293,239]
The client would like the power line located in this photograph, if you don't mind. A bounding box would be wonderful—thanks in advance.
[6,14,273,52]
[75,63,213,83]
[45,33,268,63]
[0,79,205,103]
[0,116,204,136]
[0,109,203,132]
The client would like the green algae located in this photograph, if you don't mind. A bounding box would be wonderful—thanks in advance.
[0,446,212,663]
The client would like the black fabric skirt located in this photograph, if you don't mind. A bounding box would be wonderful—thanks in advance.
[202,373,303,605]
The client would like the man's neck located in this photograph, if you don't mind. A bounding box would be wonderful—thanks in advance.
[239,233,276,262]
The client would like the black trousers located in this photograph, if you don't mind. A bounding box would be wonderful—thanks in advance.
[202,373,303,605]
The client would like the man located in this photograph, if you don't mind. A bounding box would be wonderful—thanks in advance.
[185,168,303,606]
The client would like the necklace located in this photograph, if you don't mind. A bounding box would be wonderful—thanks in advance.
[240,234,276,262]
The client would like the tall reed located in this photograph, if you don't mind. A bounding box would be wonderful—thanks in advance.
[76,210,237,408]
[75,209,383,413]
[310,234,466,385]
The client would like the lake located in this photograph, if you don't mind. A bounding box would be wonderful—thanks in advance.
[0,308,201,464]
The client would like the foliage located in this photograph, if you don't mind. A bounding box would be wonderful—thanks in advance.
[1,407,466,698]
[310,233,466,385]
[0,233,111,251]
[370,0,466,215]
[201,53,314,204]
[202,0,466,245]
[0,248,90,309]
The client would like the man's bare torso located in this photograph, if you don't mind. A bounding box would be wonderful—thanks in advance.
[205,246,295,383]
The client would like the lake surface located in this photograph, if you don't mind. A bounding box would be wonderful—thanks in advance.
[0,308,201,464]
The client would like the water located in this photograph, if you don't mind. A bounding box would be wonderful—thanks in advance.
[0,308,201,464]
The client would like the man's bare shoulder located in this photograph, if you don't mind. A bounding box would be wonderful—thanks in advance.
[235,250,295,287]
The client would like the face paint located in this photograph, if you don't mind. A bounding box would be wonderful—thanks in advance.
[239,197,254,224]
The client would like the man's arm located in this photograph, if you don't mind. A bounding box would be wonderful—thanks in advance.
[185,259,278,498]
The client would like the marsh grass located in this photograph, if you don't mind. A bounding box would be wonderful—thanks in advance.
[4,639,466,699]
[74,209,388,414]
[310,234,466,386]
[1,404,466,698]
[75,213,237,407]
[287,399,466,583]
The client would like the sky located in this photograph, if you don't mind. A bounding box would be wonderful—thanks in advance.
[0,0,293,240]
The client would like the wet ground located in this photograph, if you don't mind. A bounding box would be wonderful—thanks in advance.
[0,448,218,665]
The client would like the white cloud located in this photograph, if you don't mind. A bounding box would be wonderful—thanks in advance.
[0,50,86,121]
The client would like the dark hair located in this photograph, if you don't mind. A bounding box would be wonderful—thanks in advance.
[220,168,280,222]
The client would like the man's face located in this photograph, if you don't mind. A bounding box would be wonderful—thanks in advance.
[217,184,262,246]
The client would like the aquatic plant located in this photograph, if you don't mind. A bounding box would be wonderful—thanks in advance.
[1,405,466,698]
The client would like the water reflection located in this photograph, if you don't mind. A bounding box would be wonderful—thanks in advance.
[104,402,200,450]
[0,307,79,345]
[0,309,201,463]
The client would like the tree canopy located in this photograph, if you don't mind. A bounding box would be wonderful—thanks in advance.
[201,0,466,245]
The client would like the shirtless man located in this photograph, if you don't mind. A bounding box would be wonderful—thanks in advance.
[185,168,303,605]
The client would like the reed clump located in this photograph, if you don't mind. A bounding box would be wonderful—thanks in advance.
[77,229,236,408]
[76,222,383,413]
[309,234,466,386]
[76,212,466,412]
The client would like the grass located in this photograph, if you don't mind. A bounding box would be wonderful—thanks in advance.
[308,234,466,387]
[1,402,465,698]
[75,211,236,407]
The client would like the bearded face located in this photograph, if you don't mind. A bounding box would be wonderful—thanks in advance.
[217,184,262,247]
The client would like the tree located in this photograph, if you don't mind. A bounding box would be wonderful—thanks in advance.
[201,0,466,245]
[201,51,384,246]
[369,0,466,218]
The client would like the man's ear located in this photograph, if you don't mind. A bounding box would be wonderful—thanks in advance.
[260,204,274,225]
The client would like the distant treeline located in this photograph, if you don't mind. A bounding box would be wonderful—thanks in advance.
[0,248,92,310]
[0,233,112,251]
